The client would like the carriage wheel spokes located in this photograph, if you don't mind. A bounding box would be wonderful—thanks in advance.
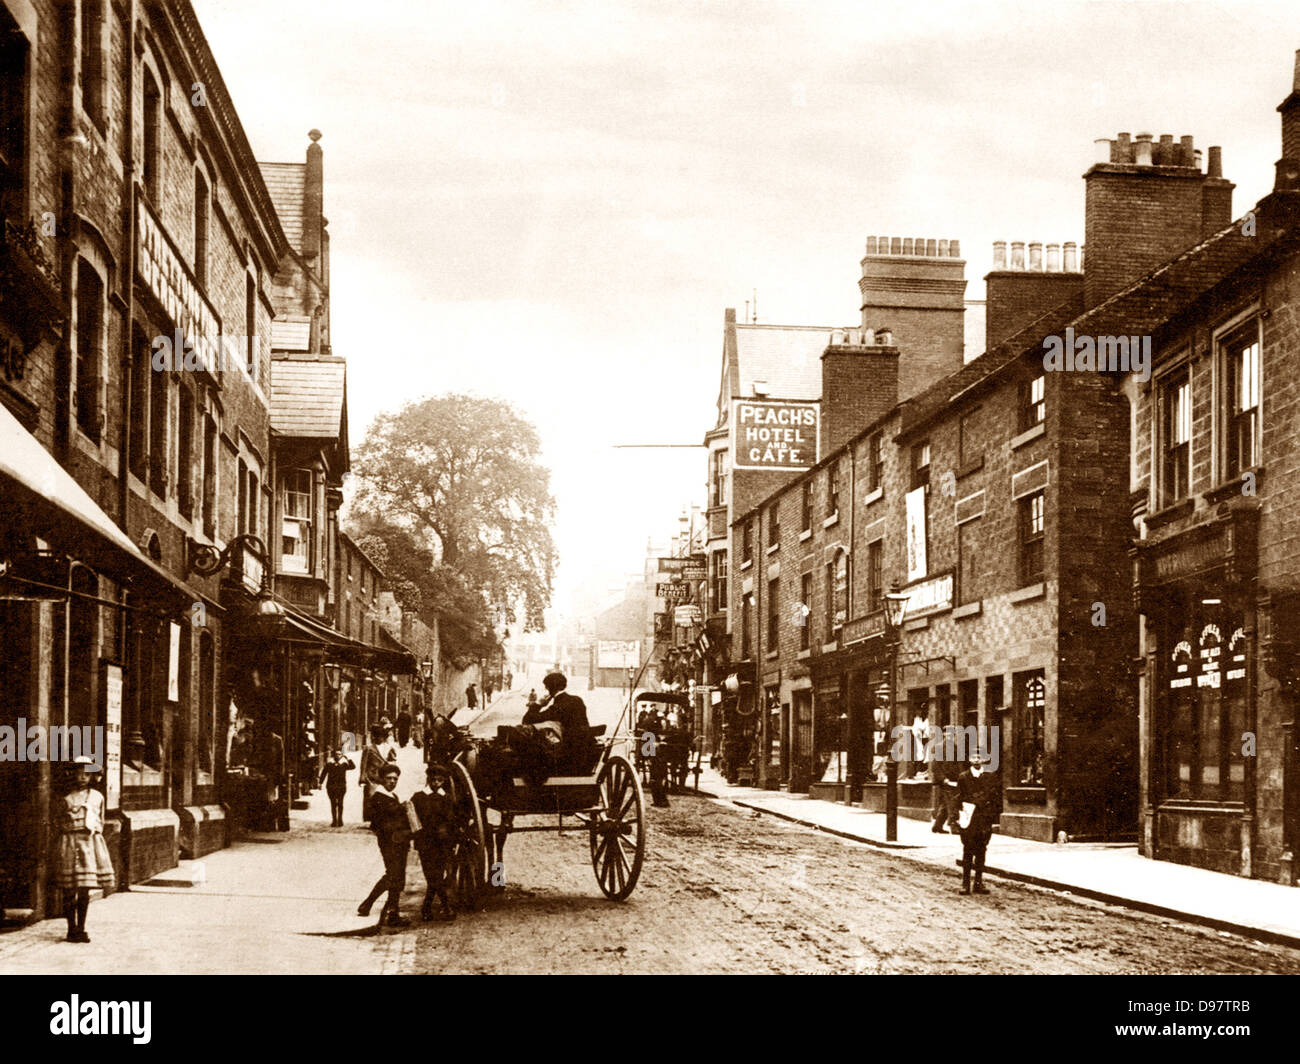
[449,761,488,911]
[589,754,645,901]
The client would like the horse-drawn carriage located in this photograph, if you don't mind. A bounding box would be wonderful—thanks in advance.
[425,697,649,906]
[632,691,702,795]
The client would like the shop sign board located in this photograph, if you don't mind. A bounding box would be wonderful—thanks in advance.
[731,400,819,470]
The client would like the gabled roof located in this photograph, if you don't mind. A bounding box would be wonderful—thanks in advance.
[270,355,347,441]
[258,162,306,253]
[714,316,850,429]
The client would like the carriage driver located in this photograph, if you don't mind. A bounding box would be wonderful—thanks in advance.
[522,671,592,775]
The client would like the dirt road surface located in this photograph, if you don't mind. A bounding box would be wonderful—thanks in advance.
[406,793,1300,974]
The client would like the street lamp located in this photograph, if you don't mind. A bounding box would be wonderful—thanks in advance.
[883,584,910,842]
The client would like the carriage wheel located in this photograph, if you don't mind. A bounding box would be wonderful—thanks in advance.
[449,761,488,911]
[589,755,645,901]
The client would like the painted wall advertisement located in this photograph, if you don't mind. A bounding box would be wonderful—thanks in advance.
[597,640,640,669]
[731,400,819,470]
[905,486,927,582]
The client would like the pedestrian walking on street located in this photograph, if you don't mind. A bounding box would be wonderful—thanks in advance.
[321,748,354,827]
[410,764,458,921]
[359,725,389,811]
[54,757,115,943]
[526,688,538,712]
[465,682,478,710]
[930,728,960,834]
[955,751,1002,896]
[397,709,413,748]
[358,764,412,926]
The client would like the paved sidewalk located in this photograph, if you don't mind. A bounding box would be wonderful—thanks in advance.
[0,744,433,974]
[697,766,1300,948]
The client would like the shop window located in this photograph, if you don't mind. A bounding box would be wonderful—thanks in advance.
[0,13,29,218]
[75,260,103,442]
[799,572,812,651]
[149,353,170,497]
[866,539,883,613]
[1014,670,1045,786]
[68,567,98,731]
[282,468,313,574]
[801,480,813,532]
[1018,491,1044,586]
[1019,374,1045,433]
[198,631,214,777]
[1161,599,1247,803]
[177,389,195,519]
[79,0,105,132]
[142,69,161,201]
[1159,369,1191,505]
[1222,321,1261,480]
[867,431,883,493]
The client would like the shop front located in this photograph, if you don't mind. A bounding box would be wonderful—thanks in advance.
[1136,504,1260,876]
[809,611,889,805]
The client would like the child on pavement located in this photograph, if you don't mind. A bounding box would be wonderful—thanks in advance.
[55,757,115,942]
[357,763,411,926]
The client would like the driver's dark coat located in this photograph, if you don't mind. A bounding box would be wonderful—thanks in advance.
[523,691,592,772]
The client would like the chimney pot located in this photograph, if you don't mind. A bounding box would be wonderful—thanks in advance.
[1046,243,1060,272]
[1116,132,1133,163]
[877,236,890,255]
[902,238,915,256]
[1208,145,1223,178]
[925,238,937,256]
[992,240,1007,269]
[890,237,902,255]
[1293,47,1300,93]
[1135,133,1154,166]
[949,239,960,257]
[1095,138,1112,164]
[1010,241,1025,269]
[1180,135,1195,167]
[1158,133,1174,166]
[1063,241,1078,272]
[914,237,927,256]
[862,327,875,344]
[865,236,877,255]
[1028,242,1043,270]
[937,239,949,257]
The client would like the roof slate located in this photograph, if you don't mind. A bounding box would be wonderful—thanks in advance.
[258,162,306,252]
[270,357,346,438]
[733,323,844,400]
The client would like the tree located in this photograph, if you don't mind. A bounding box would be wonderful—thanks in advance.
[349,394,557,631]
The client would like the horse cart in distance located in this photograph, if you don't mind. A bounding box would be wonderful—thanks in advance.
[632,691,702,795]
[430,697,648,904]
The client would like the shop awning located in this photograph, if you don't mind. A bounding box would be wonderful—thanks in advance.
[0,403,192,604]
[263,601,416,673]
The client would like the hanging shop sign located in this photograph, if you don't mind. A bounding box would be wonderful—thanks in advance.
[731,400,819,470]
[842,612,885,646]
[902,570,953,619]
[674,604,703,627]
[659,555,706,580]
[656,582,691,603]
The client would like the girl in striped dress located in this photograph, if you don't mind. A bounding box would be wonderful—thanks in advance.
[55,757,115,942]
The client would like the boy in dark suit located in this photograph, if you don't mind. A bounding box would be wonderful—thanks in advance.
[358,764,411,926]
[955,751,1002,896]
[411,764,458,920]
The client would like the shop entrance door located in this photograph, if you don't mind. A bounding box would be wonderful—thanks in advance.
[0,601,38,911]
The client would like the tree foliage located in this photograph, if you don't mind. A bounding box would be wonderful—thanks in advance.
[349,394,557,632]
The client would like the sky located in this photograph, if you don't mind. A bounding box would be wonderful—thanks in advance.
[193,0,1296,621]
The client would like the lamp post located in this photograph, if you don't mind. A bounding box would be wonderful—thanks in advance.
[883,584,910,842]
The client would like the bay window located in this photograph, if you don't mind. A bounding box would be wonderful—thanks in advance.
[282,468,313,574]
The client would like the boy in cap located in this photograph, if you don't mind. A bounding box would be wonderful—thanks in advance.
[954,749,1002,895]
[358,763,411,926]
[411,764,458,920]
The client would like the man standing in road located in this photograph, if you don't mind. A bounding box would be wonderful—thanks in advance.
[465,682,478,711]
[955,750,1001,896]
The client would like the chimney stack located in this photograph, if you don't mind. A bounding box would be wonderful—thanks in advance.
[1083,129,1232,307]
[1280,49,1300,164]
[859,235,966,401]
[984,237,1084,350]
[303,129,324,263]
